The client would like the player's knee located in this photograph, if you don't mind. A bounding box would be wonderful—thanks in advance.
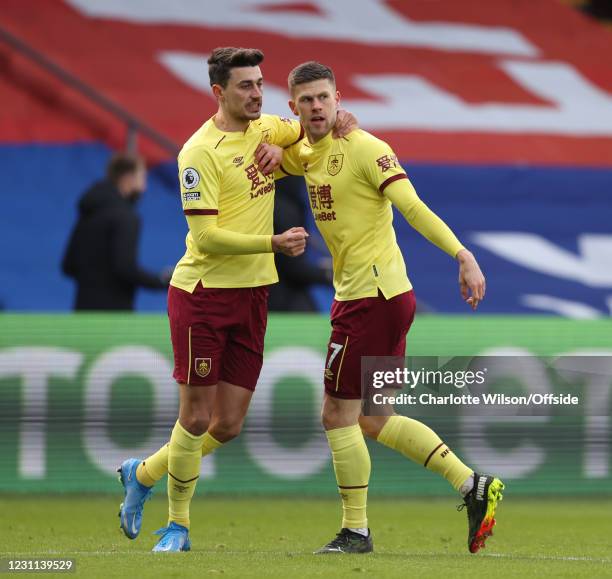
[180,414,210,436]
[321,406,332,430]
[358,415,379,439]
[209,418,243,443]
[321,398,363,430]
[321,405,343,430]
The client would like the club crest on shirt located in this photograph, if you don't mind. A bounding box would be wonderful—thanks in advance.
[327,154,344,176]
[194,358,211,378]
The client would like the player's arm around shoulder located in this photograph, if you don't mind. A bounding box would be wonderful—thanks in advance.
[252,115,301,176]
[261,113,304,148]
[273,142,305,181]
[260,112,358,177]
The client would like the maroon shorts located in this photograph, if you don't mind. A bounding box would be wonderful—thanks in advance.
[168,283,269,390]
[324,290,416,400]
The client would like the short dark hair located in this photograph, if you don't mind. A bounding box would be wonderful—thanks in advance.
[208,47,264,88]
[107,153,144,185]
[288,61,335,93]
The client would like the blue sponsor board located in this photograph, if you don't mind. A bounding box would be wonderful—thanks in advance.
[1,144,611,315]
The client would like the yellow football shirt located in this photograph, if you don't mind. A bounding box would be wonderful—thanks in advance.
[279,129,464,301]
[171,114,303,292]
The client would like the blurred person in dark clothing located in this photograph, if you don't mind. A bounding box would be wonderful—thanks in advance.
[269,176,332,311]
[62,153,170,311]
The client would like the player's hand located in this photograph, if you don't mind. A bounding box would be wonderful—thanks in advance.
[255,143,283,176]
[272,227,309,257]
[332,109,358,139]
[456,249,486,311]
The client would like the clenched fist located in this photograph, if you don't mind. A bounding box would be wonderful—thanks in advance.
[272,227,309,257]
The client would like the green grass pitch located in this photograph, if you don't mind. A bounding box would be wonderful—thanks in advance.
[1,495,611,578]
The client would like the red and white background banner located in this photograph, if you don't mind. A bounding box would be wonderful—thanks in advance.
[2,0,612,165]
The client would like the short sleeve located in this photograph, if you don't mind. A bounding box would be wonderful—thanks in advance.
[276,142,305,179]
[356,137,407,194]
[178,146,222,215]
[266,115,304,148]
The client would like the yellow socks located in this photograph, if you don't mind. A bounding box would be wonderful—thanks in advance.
[136,432,224,488]
[377,415,472,492]
[167,421,205,528]
[137,444,169,487]
[201,432,223,456]
[326,424,371,529]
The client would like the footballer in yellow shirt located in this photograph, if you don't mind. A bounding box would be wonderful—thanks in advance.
[117,49,357,553]
[171,111,305,293]
[281,61,503,556]
[117,48,309,553]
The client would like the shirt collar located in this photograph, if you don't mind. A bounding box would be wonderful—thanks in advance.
[307,130,334,152]
[208,115,254,139]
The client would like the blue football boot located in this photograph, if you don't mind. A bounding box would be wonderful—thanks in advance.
[117,458,153,539]
[152,522,191,552]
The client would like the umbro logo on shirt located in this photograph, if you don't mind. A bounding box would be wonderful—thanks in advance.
[233,156,244,167]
